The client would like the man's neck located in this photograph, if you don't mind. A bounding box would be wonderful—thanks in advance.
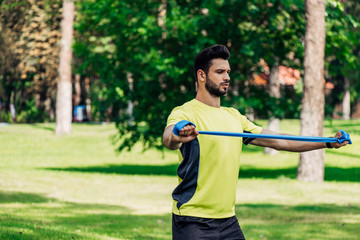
[195,91,221,108]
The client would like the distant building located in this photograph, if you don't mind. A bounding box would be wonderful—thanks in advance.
[252,65,334,90]
[251,63,360,119]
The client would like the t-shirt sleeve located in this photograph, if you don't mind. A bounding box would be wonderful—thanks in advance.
[166,106,190,129]
[228,108,262,145]
[229,108,262,134]
[237,112,262,145]
[240,114,262,134]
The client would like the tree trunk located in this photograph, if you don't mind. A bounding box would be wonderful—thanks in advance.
[265,64,280,155]
[74,73,81,106]
[342,76,350,120]
[158,0,167,39]
[55,0,74,135]
[126,72,134,126]
[10,91,16,122]
[297,0,326,182]
[85,77,92,121]
[45,96,54,121]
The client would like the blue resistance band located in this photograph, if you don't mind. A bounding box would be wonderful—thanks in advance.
[173,120,352,144]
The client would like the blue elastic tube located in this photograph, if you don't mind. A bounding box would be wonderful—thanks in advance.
[172,120,352,144]
[198,130,352,144]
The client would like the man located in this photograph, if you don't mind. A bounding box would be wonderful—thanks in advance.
[162,44,348,240]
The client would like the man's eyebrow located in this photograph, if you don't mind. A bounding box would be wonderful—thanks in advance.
[215,68,231,72]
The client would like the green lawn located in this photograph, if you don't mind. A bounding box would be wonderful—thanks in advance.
[0,120,359,240]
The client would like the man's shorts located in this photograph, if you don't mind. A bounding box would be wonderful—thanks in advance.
[172,214,246,240]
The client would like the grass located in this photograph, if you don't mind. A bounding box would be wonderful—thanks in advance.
[0,120,359,240]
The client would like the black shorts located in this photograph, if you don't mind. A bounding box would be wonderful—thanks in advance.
[172,214,246,240]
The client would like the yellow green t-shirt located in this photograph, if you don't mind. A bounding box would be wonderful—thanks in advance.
[166,99,262,219]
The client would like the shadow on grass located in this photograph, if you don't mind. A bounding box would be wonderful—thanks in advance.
[324,121,360,131]
[0,191,51,204]
[334,129,360,136]
[46,164,179,176]
[324,121,360,128]
[236,203,360,240]
[324,166,360,182]
[236,203,360,215]
[239,166,360,182]
[45,164,360,182]
[0,190,130,213]
[239,166,297,179]
[1,190,359,240]
[29,124,54,132]
[327,150,360,159]
[0,190,169,240]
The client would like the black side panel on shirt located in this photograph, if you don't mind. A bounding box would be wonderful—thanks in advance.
[172,138,200,210]
[242,131,256,145]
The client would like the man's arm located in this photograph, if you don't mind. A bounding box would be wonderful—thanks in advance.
[162,124,199,150]
[249,129,349,152]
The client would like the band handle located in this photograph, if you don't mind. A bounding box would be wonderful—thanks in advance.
[172,120,196,136]
[338,130,352,144]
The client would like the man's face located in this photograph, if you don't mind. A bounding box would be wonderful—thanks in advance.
[205,58,231,97]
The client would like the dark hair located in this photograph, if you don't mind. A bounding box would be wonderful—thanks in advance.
[194,44,230,81]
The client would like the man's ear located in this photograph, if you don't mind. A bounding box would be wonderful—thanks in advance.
[197,69,206,83]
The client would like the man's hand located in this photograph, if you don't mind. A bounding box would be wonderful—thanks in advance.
[330,130,350,149]
[163,124,199,150]
[174,124,199,143]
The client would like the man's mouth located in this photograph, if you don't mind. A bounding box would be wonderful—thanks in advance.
[221,82,230,87]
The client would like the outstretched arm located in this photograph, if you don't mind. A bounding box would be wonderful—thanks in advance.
[249,129,349,152]
[163,124,199,150]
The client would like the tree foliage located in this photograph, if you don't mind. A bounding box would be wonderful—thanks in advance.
[0,0,62,122]
[73,0,359,151]
[0,0,358,151]
[324,0,360,116]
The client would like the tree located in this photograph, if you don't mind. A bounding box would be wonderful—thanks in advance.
[74,0,211,150]
[55,0,74,135]
[0,0,62,122]
[73,0,356,153]
[342,76,350,119]
[297,0,326,182]
[324,0,359,119]
[74,0,307,151]
[342,1,360,116]
[264,63,280,155]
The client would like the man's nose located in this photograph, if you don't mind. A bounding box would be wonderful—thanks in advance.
[225,73,230,81]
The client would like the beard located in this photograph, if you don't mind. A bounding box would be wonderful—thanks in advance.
[205,75,229,97]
